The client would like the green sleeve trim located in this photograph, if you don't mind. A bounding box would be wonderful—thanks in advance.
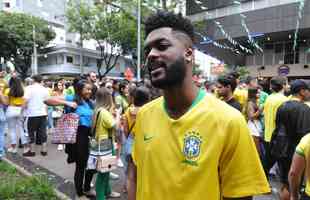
[296,149,305,157]
[163,89,206,115]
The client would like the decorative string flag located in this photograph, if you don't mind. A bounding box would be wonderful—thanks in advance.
[293,0,305,51]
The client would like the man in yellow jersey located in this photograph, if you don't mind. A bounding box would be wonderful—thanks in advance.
[127,11,270,200]
[263,76,288,176]
[289,133,310,200]
[273,80,310,200]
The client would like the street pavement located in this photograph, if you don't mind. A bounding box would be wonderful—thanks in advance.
[4,133,280,200]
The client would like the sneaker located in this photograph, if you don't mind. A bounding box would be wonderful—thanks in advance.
[7,147,17,154]
[23,151,36,157]
[110,172,119,180]
[108,191,121,198]
[40,151,48,156]
[117,159,124,168]
[84,189,96,197]
[75,195,89,200]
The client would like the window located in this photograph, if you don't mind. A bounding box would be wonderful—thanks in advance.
[284,42,299,64]
[56,55,64,64]
[4,2,10,8]
[67,56,73,63]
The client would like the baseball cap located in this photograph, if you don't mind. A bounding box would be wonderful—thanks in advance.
[290,79,309,94]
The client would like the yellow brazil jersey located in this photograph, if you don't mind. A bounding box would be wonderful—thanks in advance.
[94,107,115,141]
[263,93,288,142]
[132,92,270,200]
[295,134,310,196]
[4,88,25,106]
[0,79,7,94]
[233,87,248,110]
[124,105,139,136]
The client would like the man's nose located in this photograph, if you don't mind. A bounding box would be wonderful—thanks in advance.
[147,48,161,60]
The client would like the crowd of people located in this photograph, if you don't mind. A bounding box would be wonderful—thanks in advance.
[1,10,310,200]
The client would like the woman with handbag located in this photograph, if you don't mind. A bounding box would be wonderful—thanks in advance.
[246,87,263,156]
[93,87,121,200]
[45,78,96,200]
[3,77,27,154]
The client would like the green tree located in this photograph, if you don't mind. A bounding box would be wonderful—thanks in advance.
[0,12,55,78]
[67,0,138,78]
[66,0,93,75]
[92,4,138,77]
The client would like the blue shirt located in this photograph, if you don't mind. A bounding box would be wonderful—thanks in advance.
[65,95,93,127]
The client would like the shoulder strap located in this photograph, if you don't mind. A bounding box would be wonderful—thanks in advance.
[91,109,101,137]
[128,121,136,134]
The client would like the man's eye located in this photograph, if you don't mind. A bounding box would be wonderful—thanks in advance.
[157,44,169,51]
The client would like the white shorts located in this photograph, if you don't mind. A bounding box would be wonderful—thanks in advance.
[248,120,262,137]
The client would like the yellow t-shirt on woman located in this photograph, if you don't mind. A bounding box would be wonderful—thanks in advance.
[94,107,115,141]
[4,88,25,106]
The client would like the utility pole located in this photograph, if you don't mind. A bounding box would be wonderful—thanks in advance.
[137,0,141,81]
[32,24,38,75]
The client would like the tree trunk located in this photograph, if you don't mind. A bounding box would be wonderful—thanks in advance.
[162,0,167,10]
[96,58,103,79]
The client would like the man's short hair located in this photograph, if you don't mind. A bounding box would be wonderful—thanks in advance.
[228,71,240,80]
[217,74,237,92]
[270,76,286,92]
[245,76,256,85]
[31,74,43,83]
[145,11,195,45]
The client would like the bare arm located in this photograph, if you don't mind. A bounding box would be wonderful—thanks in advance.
[289,153,305,200]
[127,159,137,200]
[247,102,260,120]
[44,96,76,108]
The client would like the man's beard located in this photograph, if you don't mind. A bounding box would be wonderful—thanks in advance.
[148,57,187,89]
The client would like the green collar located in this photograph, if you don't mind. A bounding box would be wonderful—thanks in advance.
[163,89,206,114]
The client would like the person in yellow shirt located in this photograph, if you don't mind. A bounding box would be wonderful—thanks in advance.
[127,11,270,200]
[0,73,7,161]
[289,133,310,200]
[3,77,27,154]
[93,87,121,200]
[262,76,288,178]
[123,86,150,192]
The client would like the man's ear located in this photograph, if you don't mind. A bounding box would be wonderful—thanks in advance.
[185,48,194,63]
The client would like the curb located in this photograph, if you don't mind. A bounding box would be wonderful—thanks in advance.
[2,157,72,200]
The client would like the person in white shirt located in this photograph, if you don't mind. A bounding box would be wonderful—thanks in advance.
[23,75,50,157]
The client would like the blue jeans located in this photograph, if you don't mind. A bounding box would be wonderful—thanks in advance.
[0,121,6,158]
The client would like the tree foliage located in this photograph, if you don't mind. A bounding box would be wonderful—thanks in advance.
[66,0,184,78]
[0,11,55,78]
[66,0,138,78]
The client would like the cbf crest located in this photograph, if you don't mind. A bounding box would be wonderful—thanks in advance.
[182,131,202,166]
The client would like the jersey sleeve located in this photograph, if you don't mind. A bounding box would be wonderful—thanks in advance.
[296,134,310,157]
[131,109,142,166]
[100,109,115,129]
[219,114,270,197]
[4,88,9,97]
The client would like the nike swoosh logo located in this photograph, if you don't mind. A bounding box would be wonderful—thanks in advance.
[144,135,154,141]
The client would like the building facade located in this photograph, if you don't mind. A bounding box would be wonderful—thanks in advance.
[187,0,310,79]
[0,0,132,77]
